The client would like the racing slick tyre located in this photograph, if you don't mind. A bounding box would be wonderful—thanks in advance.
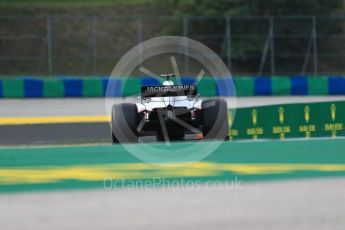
[111,103,139,143]
[202,98,229,140]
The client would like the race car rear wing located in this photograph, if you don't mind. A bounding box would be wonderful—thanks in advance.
[141,84,197,97]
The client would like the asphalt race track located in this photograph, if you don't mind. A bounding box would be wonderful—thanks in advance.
[1,96,345,145]
[0,123,110,145]
[1,96,345,230]
[1,178,344,230]
[1,96,344,117]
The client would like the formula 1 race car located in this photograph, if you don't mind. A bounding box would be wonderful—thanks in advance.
[111,74,229,143]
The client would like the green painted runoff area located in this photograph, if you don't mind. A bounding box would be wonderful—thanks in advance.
[0,139,345,192]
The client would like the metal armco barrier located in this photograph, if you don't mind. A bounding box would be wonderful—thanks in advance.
[229,101,345,140]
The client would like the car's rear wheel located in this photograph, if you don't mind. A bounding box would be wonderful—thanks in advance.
[111,103,139,143]
[202,98,229,140]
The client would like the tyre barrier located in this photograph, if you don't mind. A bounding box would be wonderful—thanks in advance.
[0,76,344,98]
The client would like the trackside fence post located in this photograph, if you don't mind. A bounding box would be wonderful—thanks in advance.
[47,16,53,75]
[269,16,275,76]
[183,16,189,75]
[137,17,143,68]
[91,16,97,75]
[312,16,318,76]
[225,17,232,70]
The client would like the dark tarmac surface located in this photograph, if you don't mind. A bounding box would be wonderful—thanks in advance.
[0,123,110,145]
[1,97,344,145]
